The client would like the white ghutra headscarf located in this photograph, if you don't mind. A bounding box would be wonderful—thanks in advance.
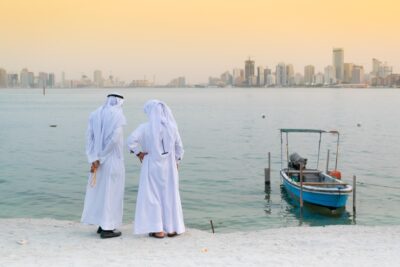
[91,93,127,158]
[143,99,178,159]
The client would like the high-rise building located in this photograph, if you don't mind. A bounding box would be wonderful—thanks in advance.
[94,70,103,87]
[332,48,344,82]
[294,73,304,86]
[324,65,336,85]
[343,63,354,83]
[264,67,272,85]
[0,68,7,88]
[276,63,287,86]
[372,58,381,76]
[315,72,324,85]
[232,68,244,86]
[352,65,365,84]
[265,73,276,87]
[220,71,232,86]
[38,72,49,88]
[20,68,30,88]
[304,65,315,85]
[286,64,295,86]
[48,73,55,88]
[257,66,265,86]
[7,73,18,88]
[245,58,255,86]
[379,63,392,78]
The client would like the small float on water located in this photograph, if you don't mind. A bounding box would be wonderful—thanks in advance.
[280,128,352,209]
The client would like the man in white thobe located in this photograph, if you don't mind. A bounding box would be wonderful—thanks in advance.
[81,93,126,239]
[127,99,185,238]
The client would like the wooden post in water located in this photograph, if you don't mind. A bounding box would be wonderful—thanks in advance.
[210,220,215,234]
[300,163,304,208]
[326,149,330,173]
[353,175,356,214]
[264,152,271,185]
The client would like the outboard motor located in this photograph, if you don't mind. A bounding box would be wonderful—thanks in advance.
[289,153,307,170]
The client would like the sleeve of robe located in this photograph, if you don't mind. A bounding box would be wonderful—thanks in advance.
[98,126,123,164]
[175,130,184,163]
[127,124,145,156]
[86,116,98,164]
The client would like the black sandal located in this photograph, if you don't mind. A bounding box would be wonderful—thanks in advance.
[167,232,178,237]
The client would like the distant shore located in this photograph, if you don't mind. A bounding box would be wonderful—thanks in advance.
[1,218,399,267]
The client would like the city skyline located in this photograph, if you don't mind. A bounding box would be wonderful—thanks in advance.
[1,0,400,84]
[1,48,399,88]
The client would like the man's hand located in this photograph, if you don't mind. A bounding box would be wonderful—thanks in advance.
[90,160,100,173]
[137,152,148,163]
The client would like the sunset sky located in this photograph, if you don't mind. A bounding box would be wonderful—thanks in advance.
[1,0,399,83]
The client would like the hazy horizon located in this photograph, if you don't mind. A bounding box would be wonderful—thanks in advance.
[1,0,399,83]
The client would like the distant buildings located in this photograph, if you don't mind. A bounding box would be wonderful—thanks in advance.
[245,58,255,86]
[276,63,287,87]
[168,76,186,87]
[324,65,336,85]
[93,70,103,88]
[0,48,398,88]
[333,48,344,82]
[304,65,315,86]
[343,63,354,83]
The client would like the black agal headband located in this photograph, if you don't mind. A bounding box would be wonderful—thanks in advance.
[107,94,124,99]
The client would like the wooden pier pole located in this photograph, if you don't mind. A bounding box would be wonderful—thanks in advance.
[325,149,330,173]
[300,164,304,208]
[210,220,215,234]
[264,152,271,185]
[353,175,356,214]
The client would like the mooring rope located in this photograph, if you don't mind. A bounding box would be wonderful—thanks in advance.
[357,181,400,190]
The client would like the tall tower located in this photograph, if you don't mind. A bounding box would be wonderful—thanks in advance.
[244,58,255,86]
[276,63,287,86]
[94,70,103,87]
[332,48,344,82]
[304,65,315,85]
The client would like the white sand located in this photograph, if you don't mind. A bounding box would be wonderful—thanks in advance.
[0,219,399,267]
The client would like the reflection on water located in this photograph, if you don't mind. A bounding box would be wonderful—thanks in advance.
[267,185,354,226]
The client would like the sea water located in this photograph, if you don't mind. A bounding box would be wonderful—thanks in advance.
[1,88,399,232]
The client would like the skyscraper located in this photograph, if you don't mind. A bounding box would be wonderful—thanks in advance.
[372,58,381,76]
[20,68,30,88]
[48,73,55,88]
[94,70,103,87]
[304,65,315,85]
[245,58,255,86]
[276,63,287,87]
[257,66,265,86]
[286,64,294,86]
[351,65,364,84]
[38,72,49,88]
[324,65,336,85]
[0,68,7,88]
[332,48,344,82]
[343,63,354,83]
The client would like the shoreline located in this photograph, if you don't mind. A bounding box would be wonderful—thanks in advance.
[1,218,399,266]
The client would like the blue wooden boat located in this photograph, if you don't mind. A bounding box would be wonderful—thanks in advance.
[280,129,352,209]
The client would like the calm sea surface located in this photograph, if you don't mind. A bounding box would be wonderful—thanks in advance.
[1,88,400,232]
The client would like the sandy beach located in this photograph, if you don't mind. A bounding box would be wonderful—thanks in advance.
[0,219,399,267]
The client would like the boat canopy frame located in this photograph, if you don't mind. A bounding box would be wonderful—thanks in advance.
[280,128,340,171]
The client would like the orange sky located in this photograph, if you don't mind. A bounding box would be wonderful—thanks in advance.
[1,0,399,83]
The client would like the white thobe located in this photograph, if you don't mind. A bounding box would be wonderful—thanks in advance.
[81,123,125,230]
[127,123,185,234]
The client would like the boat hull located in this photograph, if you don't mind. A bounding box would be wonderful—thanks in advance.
[281,171,351,208]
